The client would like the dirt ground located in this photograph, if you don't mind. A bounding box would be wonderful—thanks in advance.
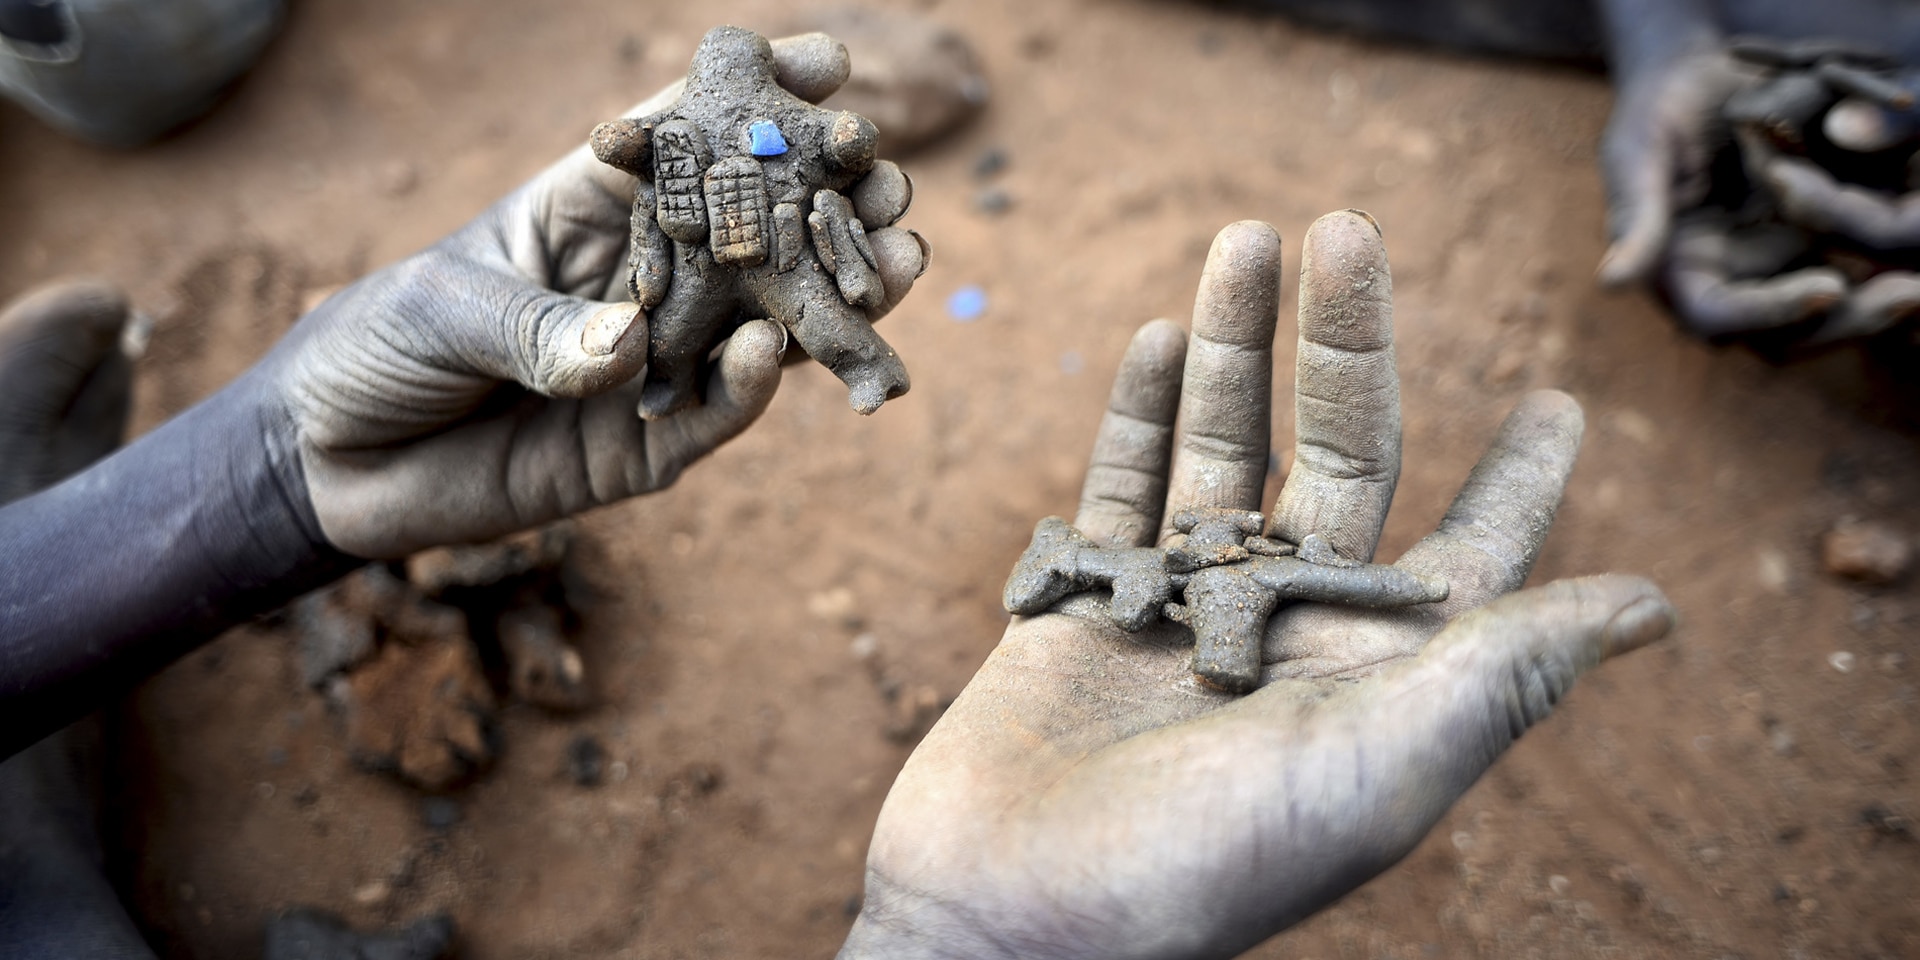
[3,0,1918,957]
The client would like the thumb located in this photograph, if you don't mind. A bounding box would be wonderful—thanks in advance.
[407,250,651,400]
[517,295,649,399]
[1367,575,1674,802]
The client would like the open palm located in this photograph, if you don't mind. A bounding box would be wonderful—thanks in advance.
[842,215,1673,960]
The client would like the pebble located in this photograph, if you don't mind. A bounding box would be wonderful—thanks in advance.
[421,797,461,832]
[973,146,1008,179]
[1821,518,1911,584]
[972,186,1013,215]
[351,880,390,906]
[1830,651,1857,673]
[1770,726,1797,756]
[1548,874,1572,896]
[569,734,608,788]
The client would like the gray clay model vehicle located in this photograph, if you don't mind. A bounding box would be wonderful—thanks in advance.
[1004,508,1450,694]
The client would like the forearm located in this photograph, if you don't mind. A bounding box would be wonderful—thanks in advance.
[1598,0,1720,78]
[0,372,356,759]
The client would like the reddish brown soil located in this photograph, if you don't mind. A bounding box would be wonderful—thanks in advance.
[3,0,1917,957]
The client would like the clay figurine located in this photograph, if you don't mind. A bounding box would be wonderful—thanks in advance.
[1003,508,1449,694]
[589,25,918,417]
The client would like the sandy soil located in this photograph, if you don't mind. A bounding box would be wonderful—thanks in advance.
[3,0,1917,957]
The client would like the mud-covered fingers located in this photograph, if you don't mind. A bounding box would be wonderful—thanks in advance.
[770,32,853,103]
[1073,320,1189,548]
[1597,105,1677,287]
[853,161,913,227]
[1811,271,1920,343]
[1667,265,1848,335]
[1161,221,1283,539]
[1268,210,1399,562]
[1393,390,1584,616]
[1662,224,1846,335]
[1764,154,1920,249]
[641,320,786,487]
[0,280,129,425]
[864,226,931,322]
[0,281,132,503]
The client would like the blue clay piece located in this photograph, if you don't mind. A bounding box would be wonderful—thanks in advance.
[748,119,788,156]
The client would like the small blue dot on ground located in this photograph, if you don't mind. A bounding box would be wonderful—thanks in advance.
[947,285,987,322]
[1059,350,1084,374]
[748,119,788,156]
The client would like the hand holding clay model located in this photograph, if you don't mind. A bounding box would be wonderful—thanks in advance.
[270,31,926,560]
[589,26,926,417]
[843,215,1674,960]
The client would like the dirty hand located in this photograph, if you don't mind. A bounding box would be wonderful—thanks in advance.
[841,216,1674,960]
[1599,48,1760,287]
[270,33,925,559]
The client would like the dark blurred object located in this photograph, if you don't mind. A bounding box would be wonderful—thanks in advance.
[1215,0,1602,63]
[0,0,283,146]
[1657,38,1920,348]
[794,8,988,155]
[264,908,454,960]
[0,0,70,46]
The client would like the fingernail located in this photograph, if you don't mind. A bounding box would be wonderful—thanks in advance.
[908,230,932,278]
[1343,208,1383,237]
[582,302,641,357]
[1601,596,1675,653]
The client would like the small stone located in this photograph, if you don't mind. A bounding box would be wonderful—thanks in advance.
[421,797,461,832]
[1830,651,1857,673]
[747,119,788,156]
[1770,726,1796,756]
[1548,874,1572,896]
[972,186,1012,215]
[1822,518,1911,584]
[1756,548,1792,594]
[351,880,391,906]
[973,146,1008,179]
[808,587,861,627]
[849,633,879,662]
[568,734,608,788]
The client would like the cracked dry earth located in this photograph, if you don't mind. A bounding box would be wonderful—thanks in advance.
[1,0,1917,957]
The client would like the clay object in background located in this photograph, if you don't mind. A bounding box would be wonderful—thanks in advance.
[1004,508,1449,694]
[796,7,989,154]
[590,25,914,417]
